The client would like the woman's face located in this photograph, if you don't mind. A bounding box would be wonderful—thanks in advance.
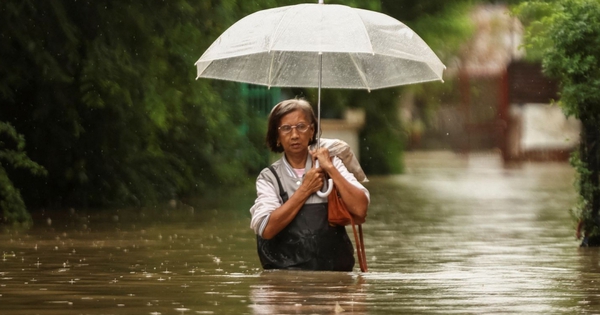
[278,109,314,157]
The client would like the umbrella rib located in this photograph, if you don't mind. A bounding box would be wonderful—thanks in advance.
[268,52,275,88]
[349,54,371,92]
[265,6,296,87]
[352,10,375,55]
[267,6,296,52]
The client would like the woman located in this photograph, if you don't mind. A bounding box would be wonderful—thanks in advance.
[249,99,369,271]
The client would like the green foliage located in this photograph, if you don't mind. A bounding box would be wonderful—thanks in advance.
[0,122,46,227]
[516,0,600,238]
[0,0,269,213]
[0,0,499,224]
[569,150,599,237]
[515,0,600,121]
[512,0,559,61]
[358,90,406,174]
[383,0,475,52]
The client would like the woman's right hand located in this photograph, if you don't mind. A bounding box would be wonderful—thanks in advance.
[300,167,325,195]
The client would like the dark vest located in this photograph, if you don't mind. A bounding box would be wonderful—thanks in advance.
[256,165,355,271]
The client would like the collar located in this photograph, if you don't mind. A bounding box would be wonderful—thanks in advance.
[282,154,313,179]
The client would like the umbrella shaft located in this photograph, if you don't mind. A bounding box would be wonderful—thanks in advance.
[317,52,322,149]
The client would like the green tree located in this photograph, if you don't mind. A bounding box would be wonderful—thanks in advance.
[0,1,269,214]
[0,122,46,227]
[515,0,600,245]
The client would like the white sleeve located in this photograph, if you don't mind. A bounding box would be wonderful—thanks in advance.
[333,156,370,204]
[249,175,282,237]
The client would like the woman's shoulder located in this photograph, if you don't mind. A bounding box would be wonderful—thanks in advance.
[257,158,285,180]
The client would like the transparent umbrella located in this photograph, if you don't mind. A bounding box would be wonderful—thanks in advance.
[195,1,446,194]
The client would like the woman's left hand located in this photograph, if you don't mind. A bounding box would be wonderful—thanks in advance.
[310,147,333,173]
[311,146,368,220]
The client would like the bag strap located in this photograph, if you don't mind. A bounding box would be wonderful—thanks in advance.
[350,217,368,272]
[357,224,367,272]
[267,165,289,203]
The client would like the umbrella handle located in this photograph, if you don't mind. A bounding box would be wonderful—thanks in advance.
[315,160,333,197]
[317,179,333,197]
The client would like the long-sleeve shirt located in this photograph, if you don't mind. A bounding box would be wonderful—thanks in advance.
[249,154,369,237]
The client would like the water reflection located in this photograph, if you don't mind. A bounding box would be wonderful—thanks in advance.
[575,249,600,312]
[249,271,366,314]
[0,152,592,314]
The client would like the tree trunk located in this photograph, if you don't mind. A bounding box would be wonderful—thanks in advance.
[581,119,600,245]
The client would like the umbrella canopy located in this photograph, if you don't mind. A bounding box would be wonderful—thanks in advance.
[195,2,446,197]
[195,3,445,91]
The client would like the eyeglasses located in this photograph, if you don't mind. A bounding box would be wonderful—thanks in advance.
[278,123,311,134]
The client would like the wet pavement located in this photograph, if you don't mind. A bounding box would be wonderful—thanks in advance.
[1,151,596,314]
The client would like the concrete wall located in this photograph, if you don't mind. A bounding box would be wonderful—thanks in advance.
[320,109,365,161]
[507,103,580,161]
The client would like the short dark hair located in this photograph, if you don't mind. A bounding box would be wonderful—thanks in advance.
[266,99,318,153]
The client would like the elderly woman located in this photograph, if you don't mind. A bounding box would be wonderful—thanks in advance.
[249,99,369,271]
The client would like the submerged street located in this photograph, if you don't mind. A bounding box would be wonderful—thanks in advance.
[2,151,595,314]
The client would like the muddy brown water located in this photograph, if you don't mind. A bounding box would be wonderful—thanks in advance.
[2,152,599,314]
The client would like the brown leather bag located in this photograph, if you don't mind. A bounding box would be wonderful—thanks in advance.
[328,183,368,272]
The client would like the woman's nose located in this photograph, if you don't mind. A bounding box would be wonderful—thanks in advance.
[290,128,300,138]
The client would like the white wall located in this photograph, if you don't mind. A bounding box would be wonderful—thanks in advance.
[520,103,580,150]
[320,109,365,161]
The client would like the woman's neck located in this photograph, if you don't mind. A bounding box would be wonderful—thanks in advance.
[285,153,307,169]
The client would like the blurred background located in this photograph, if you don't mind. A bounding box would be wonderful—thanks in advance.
[0,0,582,226]
[4,1,600,314]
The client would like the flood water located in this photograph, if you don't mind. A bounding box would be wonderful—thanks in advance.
[2,151,599,314]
